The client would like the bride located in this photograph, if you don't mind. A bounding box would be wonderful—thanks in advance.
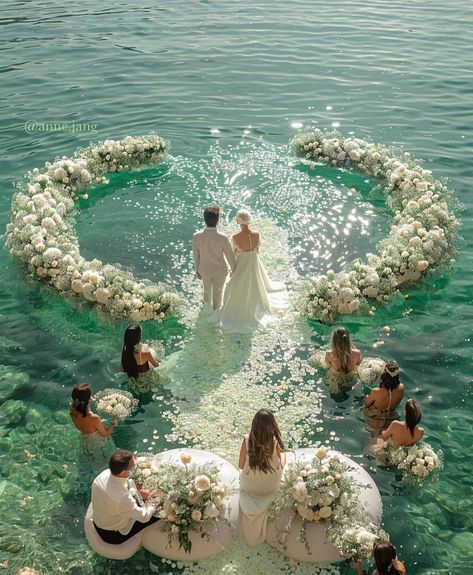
[219,209,288,333]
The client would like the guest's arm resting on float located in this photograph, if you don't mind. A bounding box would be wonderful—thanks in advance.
[93,413,117,437]
[117,491,156,522]
[238,438,247,470]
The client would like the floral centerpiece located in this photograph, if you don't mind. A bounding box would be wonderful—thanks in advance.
[132,452,229,553]
[291,130,460,323]
[5,135,181,322]
[92,388,139,421]
[384,442,443,484]
[270,447,388,561]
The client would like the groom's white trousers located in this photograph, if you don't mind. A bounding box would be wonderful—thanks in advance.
[201,274,227,310]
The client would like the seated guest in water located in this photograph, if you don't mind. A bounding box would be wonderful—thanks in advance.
[70,383,116,477]
[91,450,159,544]
[353,540,407,575]
[382,399,424,447]
[325,327,362,374]
[121,324,159,378]
[364,362,404,433]
[70,383,117,438]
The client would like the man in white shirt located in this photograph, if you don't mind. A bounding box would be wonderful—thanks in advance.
[91,450,158,544]
[192,206,236,311]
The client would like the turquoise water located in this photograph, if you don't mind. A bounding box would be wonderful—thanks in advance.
[1,1,472,574]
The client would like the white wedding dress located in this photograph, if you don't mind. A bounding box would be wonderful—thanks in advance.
[219,234,288,333]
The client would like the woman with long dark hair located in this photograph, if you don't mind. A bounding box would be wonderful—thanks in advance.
[121,324,160,379]
[70,383,116,473]
[325,327,361,374]
[364,362,405,432]
[381,399,424,446]
[238,408,286,545]
[353,540,406,574]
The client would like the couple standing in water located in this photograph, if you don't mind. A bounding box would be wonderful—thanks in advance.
[192,205,287,332]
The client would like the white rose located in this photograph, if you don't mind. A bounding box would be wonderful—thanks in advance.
[195,475,211,491]
[319,506,332,519]
[292,482,307,503]
[180,452,192,465]
[82,283,96,301]
[95,287,110,304]
[316,447,329,459]
[71,279,84,293]
[191,509,202,522]
[297,505,314,521]
[416,260,429,271]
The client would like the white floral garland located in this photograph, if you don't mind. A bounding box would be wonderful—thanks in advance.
[5,134,181,322]
[270,448,388,562]
[132,452,228,553]
[292,130,460,323]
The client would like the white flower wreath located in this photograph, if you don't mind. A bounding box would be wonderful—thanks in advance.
[292,130,460,323]
[5,134,181,322]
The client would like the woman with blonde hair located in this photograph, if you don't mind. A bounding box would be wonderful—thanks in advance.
[219,209,288,333]
[238,408,286,545]
[325,327,361,373]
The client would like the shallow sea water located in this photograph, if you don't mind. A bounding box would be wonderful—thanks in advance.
[0,1,472,574]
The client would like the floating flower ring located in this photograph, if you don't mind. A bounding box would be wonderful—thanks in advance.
[5,134,181,322]
[291,130,460,323]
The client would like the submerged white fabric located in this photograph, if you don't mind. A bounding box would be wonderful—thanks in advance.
[219,237,288,333]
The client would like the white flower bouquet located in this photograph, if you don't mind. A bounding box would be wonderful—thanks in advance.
[133,454,161,486]
[270,447,388,560]
[92,388,139,421]
[326,521,389,562]
[5,135,182,323]
[291,130,460,323]
[386,442,443,483]
[133,452,229,553]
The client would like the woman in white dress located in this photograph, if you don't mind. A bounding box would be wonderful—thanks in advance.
[238,408,286,546]
[219,209,288,333]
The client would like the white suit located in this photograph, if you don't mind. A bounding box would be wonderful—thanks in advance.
[192,227,236,310]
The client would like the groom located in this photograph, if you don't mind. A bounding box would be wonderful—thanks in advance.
[192,205,236,311]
